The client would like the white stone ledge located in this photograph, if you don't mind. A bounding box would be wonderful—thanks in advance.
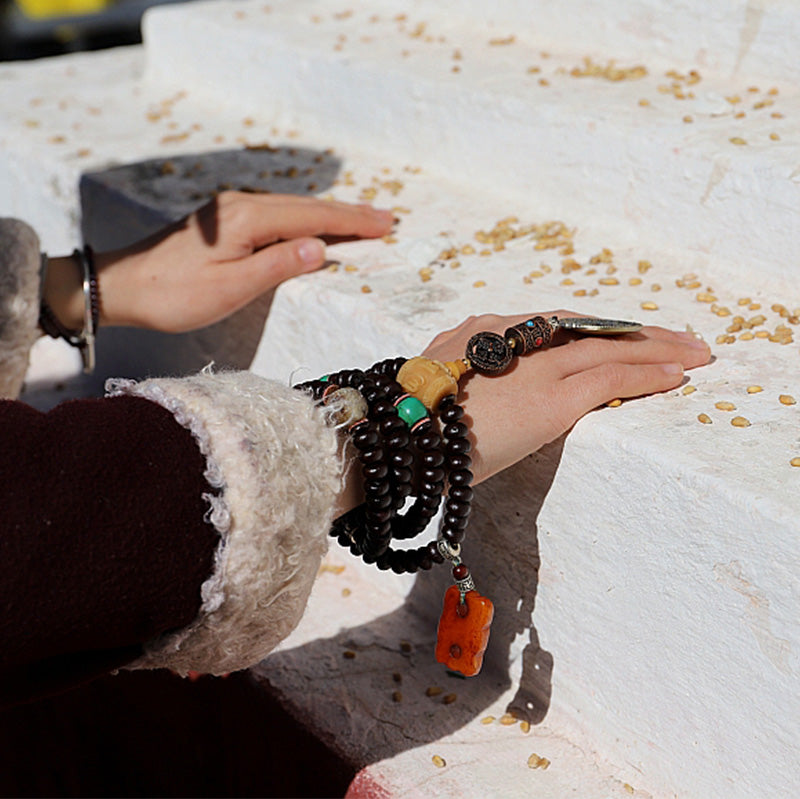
[141,0,800,287]
[1,5,798,796]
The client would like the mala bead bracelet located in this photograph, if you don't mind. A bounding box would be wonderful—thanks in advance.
[295,314,641,676]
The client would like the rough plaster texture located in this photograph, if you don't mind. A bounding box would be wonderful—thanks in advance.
[0,1,798,796]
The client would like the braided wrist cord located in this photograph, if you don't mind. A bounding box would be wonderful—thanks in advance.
[39,246,99,373]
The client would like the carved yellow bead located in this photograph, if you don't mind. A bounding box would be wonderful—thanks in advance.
[397,356,459,411]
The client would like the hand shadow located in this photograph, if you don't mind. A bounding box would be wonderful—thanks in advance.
[252,437,564,769]
[22,145,344,406]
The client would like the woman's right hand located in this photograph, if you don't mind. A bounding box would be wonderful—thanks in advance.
[422,312,712,485]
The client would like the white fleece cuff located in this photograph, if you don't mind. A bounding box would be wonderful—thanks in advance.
[107,369,342,675]
[0,219,42,399]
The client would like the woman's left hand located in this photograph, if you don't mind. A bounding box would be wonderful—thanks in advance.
[45,192,394,333]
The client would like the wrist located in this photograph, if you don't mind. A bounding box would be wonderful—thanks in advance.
[42,254,84,331]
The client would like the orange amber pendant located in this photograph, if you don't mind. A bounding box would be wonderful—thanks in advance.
[435,585,494,677]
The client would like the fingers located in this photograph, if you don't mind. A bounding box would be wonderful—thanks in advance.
[226,236,327,305]
[213,192,394,250]
[552,331,711,377]
[559,360,686,418]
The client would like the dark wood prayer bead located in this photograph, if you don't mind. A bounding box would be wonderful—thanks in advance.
[421,450,445,467]
[439,403,464,422]
[445,499,471,518]
[386,432,410,450]
[361,447,386,464]
[392,466,413,484]
[448,453,472,471]
[364,479,390,496]
[427,540,445,564]
[450,485,474,503]
[446,438,471,456]
[422,466,446,483]
[442,526,465,544]
[443,513,470,530]
[443,422,469,440]
[352,428,379,450]
[449,468,474,486]
[363,462,389,479]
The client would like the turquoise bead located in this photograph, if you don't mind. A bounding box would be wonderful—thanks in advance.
[395,396,428,427]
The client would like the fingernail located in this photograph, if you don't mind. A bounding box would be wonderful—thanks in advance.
[676,330,708,348]
[662,362,684,375]
[299,238,325,266]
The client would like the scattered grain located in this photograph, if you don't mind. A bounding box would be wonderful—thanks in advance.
[683,115,694,123]
[790,458,800,467]
[637,260,652,273]
[746,385,763,394]
[400,641,413,653]
[731,416,751,427]
[499,713,518,725]
[481,715,495,724]
[489,34,516,46]
[393,672,402,683]
[629,277,643,286]
[739,332,755,341]
[426,686,444,697]
[432,755,446,768]
[392,691,403,703]
[730,137,747,145]
[697,413,712,424]
[779,394,796,406]
[696,292,717,303]
[640,301,659,310]
[682,385,696,395]
[715,401,736,411]
[360,284,372,294]
[607,399,622,407]
[527,753,551,770]
[473,280,487,288]
[520,721,531,733]
[343,650,356,659]
[570,56,647,81]
[599,277,619,286]
[442,693,457,705]
[770,132,781,141]
[638,98,651,106]
[624,785,635,795]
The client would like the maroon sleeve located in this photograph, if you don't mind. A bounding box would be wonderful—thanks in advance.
[0,394,219,707]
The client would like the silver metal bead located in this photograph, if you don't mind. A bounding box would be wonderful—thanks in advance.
[437,538,461,562]
[455,574,476,593]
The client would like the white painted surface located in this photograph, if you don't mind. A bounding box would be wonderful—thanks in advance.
[1,1,798,796]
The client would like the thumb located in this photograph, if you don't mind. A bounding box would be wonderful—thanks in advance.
[248,236,327,287]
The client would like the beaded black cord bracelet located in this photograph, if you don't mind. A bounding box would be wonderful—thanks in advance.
[39,245,99,373]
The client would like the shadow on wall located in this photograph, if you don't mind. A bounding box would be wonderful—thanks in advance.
[22,144,342,403]
[253,439,562,770]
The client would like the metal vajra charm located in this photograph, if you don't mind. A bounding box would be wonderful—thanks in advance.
[556,316,643,335]
[465,315,643,375]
